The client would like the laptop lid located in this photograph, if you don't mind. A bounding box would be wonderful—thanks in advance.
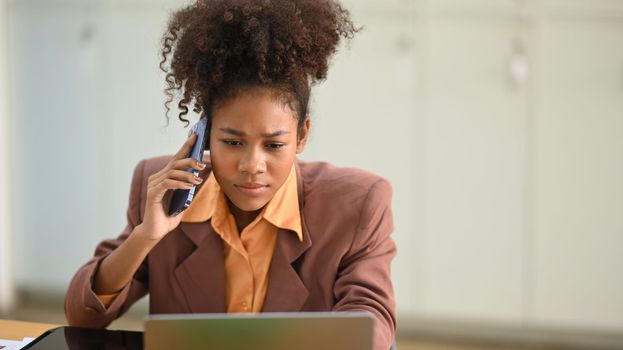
[144,312,374,350]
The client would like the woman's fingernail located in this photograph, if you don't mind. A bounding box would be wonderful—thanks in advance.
[194,176,203,183]
[197,161,206,168]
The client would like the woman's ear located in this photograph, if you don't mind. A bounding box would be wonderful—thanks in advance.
[296,117,311,153]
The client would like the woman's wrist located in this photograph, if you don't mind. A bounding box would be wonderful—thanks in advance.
[130,223,164,247]
[92,225,158,295]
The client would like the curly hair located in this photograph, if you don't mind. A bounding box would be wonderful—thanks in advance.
[159,0,358,129]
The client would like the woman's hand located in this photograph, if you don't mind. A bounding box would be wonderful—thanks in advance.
[92,137,207,295]
[135,133,206,242]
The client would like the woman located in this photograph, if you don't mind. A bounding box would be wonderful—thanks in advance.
[65,0,396,349]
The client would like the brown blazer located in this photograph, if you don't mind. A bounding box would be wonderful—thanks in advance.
[65,156,397,349]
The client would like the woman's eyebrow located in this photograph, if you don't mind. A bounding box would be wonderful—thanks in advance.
[218,127,245,136]
[217,127,290,138]
[261,130,290,137]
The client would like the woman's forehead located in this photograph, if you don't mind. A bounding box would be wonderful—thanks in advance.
[211,92,298,133]
[212,86,298,116]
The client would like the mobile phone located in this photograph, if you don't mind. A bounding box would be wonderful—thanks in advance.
[168,115,210,216]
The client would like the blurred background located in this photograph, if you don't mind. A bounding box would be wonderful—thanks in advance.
[0,0,622,349]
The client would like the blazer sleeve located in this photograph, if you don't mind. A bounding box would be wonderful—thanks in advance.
[64,159,149,328]
[332,178,397,350]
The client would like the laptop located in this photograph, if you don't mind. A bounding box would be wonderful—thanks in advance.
[144,312,374,350]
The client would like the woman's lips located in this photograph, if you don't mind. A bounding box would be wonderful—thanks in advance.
[234,183,268,197]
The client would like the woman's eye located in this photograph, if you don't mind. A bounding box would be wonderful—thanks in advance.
[266,143,285,150]
[222,140,242,147]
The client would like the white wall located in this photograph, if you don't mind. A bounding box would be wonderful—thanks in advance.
[8,2,102,293]
[532,0,623,331]
[7,0,184,294]
[0,0,16,314]
[421,1,527,322]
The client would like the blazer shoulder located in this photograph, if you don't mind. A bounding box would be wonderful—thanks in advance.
[298,160,391,197]
[297,161,392,226]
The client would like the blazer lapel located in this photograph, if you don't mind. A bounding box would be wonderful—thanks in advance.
[263,161,312,312]
[173,221,227,313]
[262,227,312,312]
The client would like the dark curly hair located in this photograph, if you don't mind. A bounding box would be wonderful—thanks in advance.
[159,0,358,131]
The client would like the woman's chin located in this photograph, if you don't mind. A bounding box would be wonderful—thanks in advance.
[229,197,269,214]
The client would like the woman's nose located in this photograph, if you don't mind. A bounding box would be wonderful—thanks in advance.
[238,147,266,174]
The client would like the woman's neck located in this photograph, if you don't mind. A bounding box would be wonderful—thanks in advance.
[227,199,263,234]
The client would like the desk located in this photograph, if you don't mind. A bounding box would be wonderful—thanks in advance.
[0,319,60,341]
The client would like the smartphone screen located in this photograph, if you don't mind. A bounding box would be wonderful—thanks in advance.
[168,116,210,216]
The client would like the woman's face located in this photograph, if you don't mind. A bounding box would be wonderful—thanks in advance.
[209,88,309,214]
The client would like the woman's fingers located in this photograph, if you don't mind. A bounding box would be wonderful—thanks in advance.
[169,157,206,171]
[145,133,207,211]
[166,169,204,185]
[158,178,194,192]
[147,178,194,202]
[150,158,205,186]
[147,165,204,201]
